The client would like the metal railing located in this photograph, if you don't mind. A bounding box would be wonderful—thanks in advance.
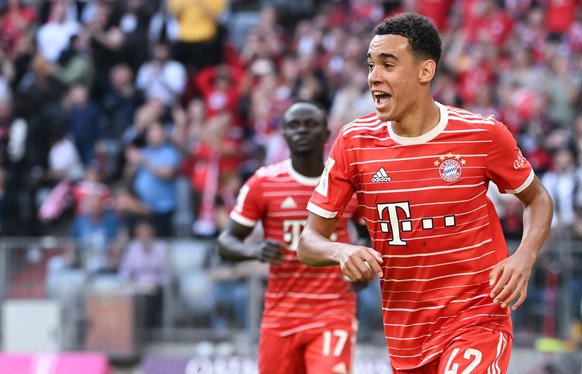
[0,236,580,352]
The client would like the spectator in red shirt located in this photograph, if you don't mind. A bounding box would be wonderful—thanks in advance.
[546,0,579,39]
[0,0,37,57]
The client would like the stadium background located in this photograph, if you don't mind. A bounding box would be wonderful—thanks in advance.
[0,0,581,373]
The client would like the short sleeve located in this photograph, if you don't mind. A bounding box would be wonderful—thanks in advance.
[308,133,356,218]
[230,171,265,227]
[485,121,534,194]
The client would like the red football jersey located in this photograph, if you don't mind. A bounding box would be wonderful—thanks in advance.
[307,103,534,370]
[231,159,359,336]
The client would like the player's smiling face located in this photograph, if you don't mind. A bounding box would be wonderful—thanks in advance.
[282,103,330,155]
[367,34,423,122]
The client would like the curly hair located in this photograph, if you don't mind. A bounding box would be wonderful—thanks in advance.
[374,13,442,67]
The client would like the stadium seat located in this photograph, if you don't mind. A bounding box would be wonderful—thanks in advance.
[45,267,86,304]
[178,271,214,316]
[168,239,213,277]
[164,239,215,327]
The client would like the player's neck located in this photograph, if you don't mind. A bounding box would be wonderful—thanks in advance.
[290,154,324,178]
[390,100,440,138]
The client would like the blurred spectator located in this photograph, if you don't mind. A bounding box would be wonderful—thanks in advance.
[46,124,84,183]
[122,97,167,148]
[542,147,579,238]
[103,63,144,142]
[544,48,580,128]
[238,6,285,68]
[69,194,121,274]
[85,0,124,100]
[0,165,5,233]
[417,0,454,32]
[466,83,499,118]
[118,0,158,73]
[147,1,179,45]
[124,121,181,238]
[118,218,168,328]
[0,96,13,162]
[15,54,67,118]
[52,29,95,91]
[36,122,84,226]
[112,183,152,238]
[190,111,243,237]
[0,0,37,58]
[512,6,547,59]
[328,63,375,141]
[444,36,497,106]
[191,63,243,123]
[170,97,205,158]
[546,0,578,40]
[167,0,227,72]
[101,63,144,180]
[488,181,525,241]
[6,32,34,90]
[0,62,12,101]
[169,99,205,234]
[36,1,80,63]
[63,84,104,166]
[135,40,187,108]
[462,0,514,46]
[498,45,546,93]
[72,164,113,215]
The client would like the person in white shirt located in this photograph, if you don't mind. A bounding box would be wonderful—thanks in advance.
[36,1,80,62]
[135,41,187,108]
[118,218,168,327]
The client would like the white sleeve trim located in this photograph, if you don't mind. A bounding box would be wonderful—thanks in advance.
[506,169,535,194]
[306,202,338,219]
[230,211,257,227]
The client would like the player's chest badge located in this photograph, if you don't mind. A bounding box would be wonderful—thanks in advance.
[434,152,466,182]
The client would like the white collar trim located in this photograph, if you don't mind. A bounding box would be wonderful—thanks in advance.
[387,102,448,145]
[286,159,320,186]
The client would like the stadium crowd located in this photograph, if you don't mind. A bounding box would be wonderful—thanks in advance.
[0,0,581,337]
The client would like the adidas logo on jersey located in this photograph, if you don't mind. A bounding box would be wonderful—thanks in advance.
[371,167,391,183]
[280,196,298,209]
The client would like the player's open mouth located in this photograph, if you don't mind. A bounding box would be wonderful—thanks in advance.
[372,90,391,107]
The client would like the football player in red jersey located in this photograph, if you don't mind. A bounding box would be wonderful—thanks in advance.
[298,13,553,374]
[217,100,368,374]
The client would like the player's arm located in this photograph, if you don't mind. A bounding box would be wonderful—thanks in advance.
[489,176,553,310]
[298,213,383,281]
[216,219,284,265]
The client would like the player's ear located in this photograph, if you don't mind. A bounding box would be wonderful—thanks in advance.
[418,59,436,83]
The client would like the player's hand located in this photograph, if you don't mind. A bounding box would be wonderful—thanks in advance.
[255,239,285,266]
[339,245,383,282]
[489,250,536,311]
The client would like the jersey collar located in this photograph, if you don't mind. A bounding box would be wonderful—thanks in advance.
[387,101,448,145]
[286,159,320,186]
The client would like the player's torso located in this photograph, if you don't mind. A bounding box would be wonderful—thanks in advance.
[343,108,512,367]
[255,162,357,330]
[347,115,496,261]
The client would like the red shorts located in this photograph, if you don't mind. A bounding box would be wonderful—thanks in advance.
[392,328,512,374]
[258,320,357,374]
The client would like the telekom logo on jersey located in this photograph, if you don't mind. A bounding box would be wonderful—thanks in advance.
[377,202,456,246]
[283,220,337,251]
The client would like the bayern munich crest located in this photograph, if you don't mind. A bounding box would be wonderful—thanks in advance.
[434,152,466,182]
